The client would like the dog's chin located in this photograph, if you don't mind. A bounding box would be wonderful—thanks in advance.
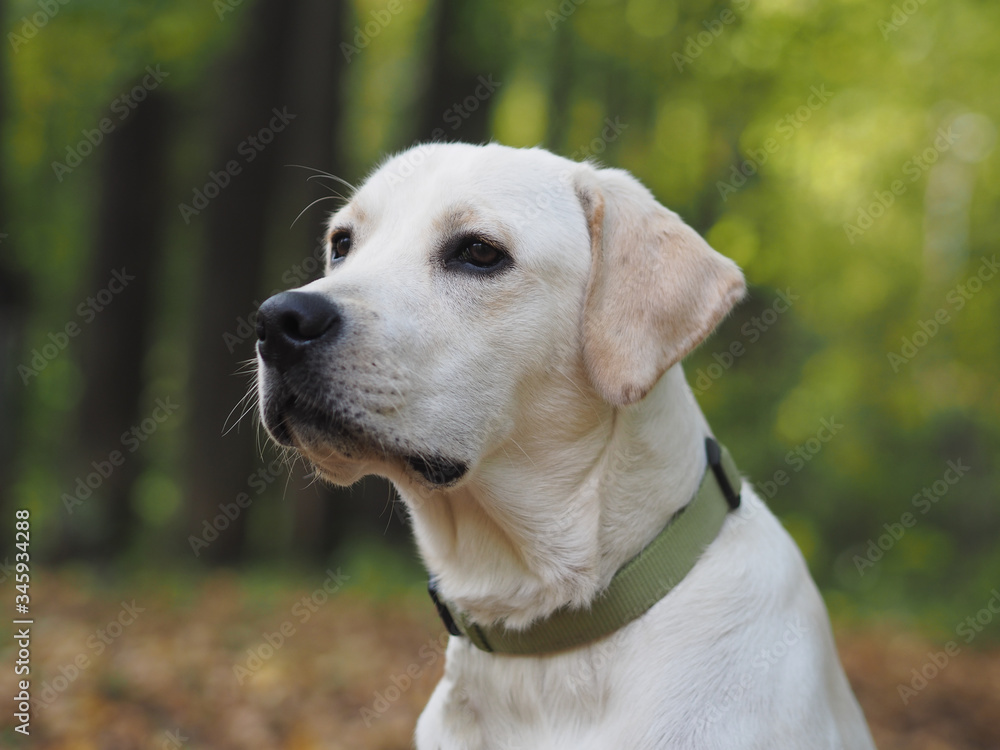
[263,402,470,489]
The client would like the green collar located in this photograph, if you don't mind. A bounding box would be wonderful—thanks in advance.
[428,437,742,655]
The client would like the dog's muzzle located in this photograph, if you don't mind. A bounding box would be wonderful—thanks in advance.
[255,290,343,447]
[255,291,470,487]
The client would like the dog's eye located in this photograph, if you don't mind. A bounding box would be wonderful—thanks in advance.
[450,239,507,272]
[330,232,351,261]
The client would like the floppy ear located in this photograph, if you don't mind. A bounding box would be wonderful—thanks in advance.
[575,166,746,406]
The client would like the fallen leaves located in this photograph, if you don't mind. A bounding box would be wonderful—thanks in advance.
[1,570,997,749]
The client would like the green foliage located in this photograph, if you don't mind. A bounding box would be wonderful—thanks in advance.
[3,0,998,634]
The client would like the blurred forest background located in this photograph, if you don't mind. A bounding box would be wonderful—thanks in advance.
[0,0,998,746]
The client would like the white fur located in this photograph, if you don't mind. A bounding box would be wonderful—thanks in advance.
[256,143,876,749]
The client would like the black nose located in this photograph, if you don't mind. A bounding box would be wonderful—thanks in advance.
[256,291,342,368]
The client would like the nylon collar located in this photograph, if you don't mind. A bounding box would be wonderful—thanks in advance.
[427,437,742,655]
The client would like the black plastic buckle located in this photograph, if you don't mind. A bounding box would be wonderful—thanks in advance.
[705,437,741,510]
[428,577,463,637]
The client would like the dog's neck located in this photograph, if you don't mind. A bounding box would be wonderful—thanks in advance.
[399,366,711,628]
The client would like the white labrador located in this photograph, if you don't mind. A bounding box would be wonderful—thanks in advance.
[255,143,876,749]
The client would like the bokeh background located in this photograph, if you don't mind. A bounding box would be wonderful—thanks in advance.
[1,0,998,747]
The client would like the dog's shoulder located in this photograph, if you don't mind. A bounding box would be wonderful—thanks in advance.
[610,491,872,748]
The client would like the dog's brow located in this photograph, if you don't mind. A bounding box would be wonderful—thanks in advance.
[433,205,515,251]
[327,205,368,241]
[432,205,481,236]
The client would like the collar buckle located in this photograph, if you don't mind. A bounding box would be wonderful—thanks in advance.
[706,437,741,510]
[428,577,462,636]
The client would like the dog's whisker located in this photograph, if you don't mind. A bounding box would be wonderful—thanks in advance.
[286,163,358,194]
[222,386,258,436]
[280,452,296,504]
[309,180,350,201]
[235,356,258,370]
[223,400,258,437]
[255,418,267,461]
[381,484,398,536]
[291,195,341,228]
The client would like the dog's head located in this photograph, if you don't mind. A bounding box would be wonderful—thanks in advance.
[255,143,744,490]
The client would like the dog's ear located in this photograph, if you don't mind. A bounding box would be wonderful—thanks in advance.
[575,166,746,406]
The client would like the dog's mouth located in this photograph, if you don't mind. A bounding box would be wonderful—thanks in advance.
[263,391,352,448]
[263,389,469,487]
[404,456,469,486]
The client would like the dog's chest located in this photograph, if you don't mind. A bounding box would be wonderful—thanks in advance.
[416,630,741,750]
[414,502,875,750]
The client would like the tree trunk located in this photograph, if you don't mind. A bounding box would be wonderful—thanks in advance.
[185,0,306,564]
[0,0,30,531]
[280,0,364,561]
[55,90,172,560]
[414,0,496,145]
[545,19,574,152]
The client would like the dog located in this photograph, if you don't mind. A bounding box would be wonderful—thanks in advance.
[255,142,876,749]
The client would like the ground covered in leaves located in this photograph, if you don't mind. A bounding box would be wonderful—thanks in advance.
[2,568,999,749]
